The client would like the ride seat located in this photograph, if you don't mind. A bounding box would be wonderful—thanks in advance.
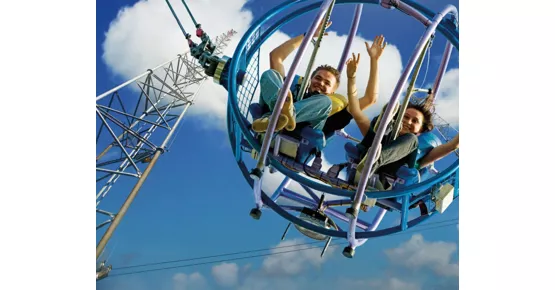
[343,135,442,188]
[248,103,325,163]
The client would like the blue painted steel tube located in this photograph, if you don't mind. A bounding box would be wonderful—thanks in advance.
[432,42,453,97]
[227,1,457,240]
[280,189,372,230]
[298,0,337,98]
[180,0,198,26]
[324,198,353,207]
[164,0,188,38]
[400,195,410,230]
[368,208,387,231]
[270,177,291,201]
[300,184,323,203]
[337,4,363,73]
[350,207,387,247]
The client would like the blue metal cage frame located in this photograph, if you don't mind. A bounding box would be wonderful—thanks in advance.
[226,0,459,240]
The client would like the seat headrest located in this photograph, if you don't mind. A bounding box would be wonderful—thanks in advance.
[416,131,443,161]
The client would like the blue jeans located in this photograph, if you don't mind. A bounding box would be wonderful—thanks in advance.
[258,69,332,130]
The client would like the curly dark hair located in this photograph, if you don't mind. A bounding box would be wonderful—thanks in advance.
[406,96,435,133]
[310,64,340,86]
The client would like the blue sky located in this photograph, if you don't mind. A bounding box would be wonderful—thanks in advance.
[96,1,459,289]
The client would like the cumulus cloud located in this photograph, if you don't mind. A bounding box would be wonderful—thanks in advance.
[103,0,253,78]
[385,234,459,277]
[345,277,421,290]
[172,272,207,290]
[261,238,334,276]
[207,239,334,290]
[369,277,422,290]
[433,68,459,127]
[238,274,308,290]
[211,262,239,287]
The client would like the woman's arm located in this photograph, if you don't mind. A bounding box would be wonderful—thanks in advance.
[345,53,371,135]
[419,134,459,168]
[359,35,386,111]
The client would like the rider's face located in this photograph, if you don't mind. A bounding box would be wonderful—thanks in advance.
[400,108,424,135]
[309,70,337,95]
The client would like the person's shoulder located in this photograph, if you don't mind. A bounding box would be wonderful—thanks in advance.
[327,93,348,115]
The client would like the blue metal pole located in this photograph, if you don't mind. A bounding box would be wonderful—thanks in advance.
[180,0,198,26]
[337,4,363,73]
[164,0,188,38]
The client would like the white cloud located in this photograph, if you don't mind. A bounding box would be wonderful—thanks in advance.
[384,234,459,277]
[368,277,421,290]
[261,238,334,276]
[370,277,421,290]
[337,277,421,290]
[211,262,239,287]
[241,263,252,274]
[102,0,253,131]
[102,0,253,78]
[201,239,336,290]
[433,68,459,127]
[238,273,307,290]
[101,0,408,132]
[172,272,207,290]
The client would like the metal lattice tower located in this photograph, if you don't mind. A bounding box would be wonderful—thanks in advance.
[432,113,459,156]
[432,114,456,140]
[95,30,237,263]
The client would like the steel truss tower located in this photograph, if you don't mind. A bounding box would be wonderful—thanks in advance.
[432,112,459,156]
[95,30,237,277]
